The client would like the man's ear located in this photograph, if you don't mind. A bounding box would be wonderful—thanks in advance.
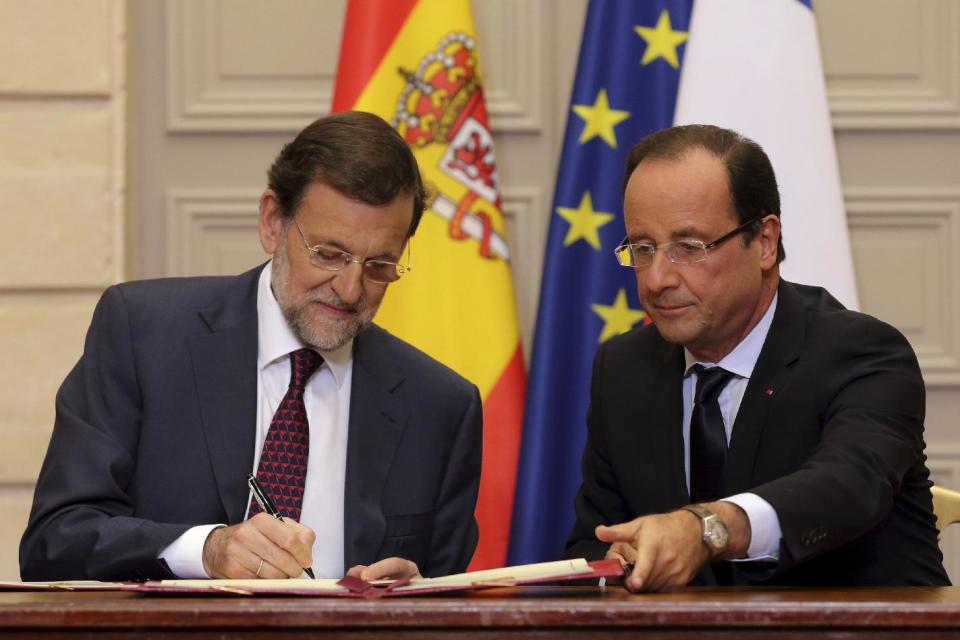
[258,189,284,255]
[758,214,781,270]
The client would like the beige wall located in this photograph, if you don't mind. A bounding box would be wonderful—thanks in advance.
[0,0,957,582]
[0,1,126,579]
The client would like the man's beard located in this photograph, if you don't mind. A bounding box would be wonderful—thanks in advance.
[271,239,375,351]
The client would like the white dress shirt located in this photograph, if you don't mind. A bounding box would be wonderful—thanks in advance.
[159,261,352,578]
[681,293,782,560]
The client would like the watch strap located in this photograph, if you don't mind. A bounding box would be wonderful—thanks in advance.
[681,504,713,521]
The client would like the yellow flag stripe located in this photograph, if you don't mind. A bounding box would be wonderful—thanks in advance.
[349,0,521,397]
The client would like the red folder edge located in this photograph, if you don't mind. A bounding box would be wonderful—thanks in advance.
[343,559,624,598]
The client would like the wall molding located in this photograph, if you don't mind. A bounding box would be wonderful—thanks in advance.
[845,188,960,387]
[165,188,261,276]
[474,0,545,132]
[165,0,333,133]
[500,186,545,352]
[164,0,544,134]
[826,0,960,130]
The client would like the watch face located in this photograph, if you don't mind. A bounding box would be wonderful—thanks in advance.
[705,519,729,551]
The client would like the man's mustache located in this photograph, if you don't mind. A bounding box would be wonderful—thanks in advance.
[303,291,361,314]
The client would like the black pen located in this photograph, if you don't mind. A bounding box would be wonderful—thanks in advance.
[246,474,316,579]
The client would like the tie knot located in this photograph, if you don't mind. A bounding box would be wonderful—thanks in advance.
[692,364,734,404]
[289,348,323,390]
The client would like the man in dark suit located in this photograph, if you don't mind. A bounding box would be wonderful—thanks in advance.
[20,111,482,582]
[566,124,948,590]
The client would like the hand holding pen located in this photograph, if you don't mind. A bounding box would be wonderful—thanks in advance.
[247,474,316,579]
[200,478,317,580]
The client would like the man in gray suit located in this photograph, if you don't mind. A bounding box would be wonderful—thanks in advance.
[20,111,482,582]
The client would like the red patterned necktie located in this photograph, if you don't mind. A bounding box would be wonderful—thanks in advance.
[248,348,323,522]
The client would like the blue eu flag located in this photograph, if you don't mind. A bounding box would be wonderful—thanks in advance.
[508,0,693,564]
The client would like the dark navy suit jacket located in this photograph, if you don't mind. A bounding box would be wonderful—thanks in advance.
[566,280,948,586]
[20,265,482,581]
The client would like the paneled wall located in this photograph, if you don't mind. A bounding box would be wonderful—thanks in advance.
[0,0,957,582]
[0,1,126,579]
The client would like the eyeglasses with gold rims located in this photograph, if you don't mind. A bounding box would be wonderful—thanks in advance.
[293,219,412,284]
[614,216,763,269]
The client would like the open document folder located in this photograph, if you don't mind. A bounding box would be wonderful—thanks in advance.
[1,558,623,598]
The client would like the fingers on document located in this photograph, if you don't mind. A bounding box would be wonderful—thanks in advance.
[349,557,421,581]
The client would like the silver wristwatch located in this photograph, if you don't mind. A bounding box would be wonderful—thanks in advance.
[681,504,729,557]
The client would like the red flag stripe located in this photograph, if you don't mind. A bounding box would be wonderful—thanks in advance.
[332,0,420,112]
[468,344,526,570]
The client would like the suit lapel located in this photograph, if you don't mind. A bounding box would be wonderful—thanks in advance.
[342,325,407,571]
[725,281,806,494]
[645,339,689,505]
[618,332,688,508]
[189,268,261,524]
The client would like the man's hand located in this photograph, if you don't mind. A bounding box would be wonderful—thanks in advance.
[202,513,316,579]
[597,502,750,592]
[597,509,708,592]
[346,557,421,582]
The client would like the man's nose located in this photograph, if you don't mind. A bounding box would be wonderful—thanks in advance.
[641,249,680,292]
[331,262,365,305]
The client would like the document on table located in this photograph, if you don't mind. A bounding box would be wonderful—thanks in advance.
[0,558,623,597]
[149,558,620,596]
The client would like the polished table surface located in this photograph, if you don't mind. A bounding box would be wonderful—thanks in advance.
[2,586,960,638]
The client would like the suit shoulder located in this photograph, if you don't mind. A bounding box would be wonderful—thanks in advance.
[598,321,670,365]
[98,265,260,317]
[109,270,255,308]
[784,281,915,362]
[91,266,262,337]
[789,282,908,342]
[361,324,477,395]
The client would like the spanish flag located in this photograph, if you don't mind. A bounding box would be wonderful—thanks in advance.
[332,0,525,570]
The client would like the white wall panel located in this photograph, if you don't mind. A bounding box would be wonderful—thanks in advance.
[166,188,262,276]
[501,187,545,354]
[819,0,960,129]
[473,0,545,132]
[166,0,344,132]
[166,0,548,134]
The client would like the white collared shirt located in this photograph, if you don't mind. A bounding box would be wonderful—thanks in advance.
[681,293,782,560]
[160,262,352,578]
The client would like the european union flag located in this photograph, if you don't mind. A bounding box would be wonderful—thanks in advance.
[509,0,693,564]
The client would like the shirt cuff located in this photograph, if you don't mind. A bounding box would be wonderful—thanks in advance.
[722,493,781,561]
[157,524,225,578]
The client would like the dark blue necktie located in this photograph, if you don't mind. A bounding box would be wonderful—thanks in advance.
[689,364,735,504]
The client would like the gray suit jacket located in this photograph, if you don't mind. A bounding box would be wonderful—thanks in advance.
[20,265,482,581]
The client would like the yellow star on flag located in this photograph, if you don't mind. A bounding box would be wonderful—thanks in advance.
[591,288,647,343]
[571,89,630,148]
[555,192,615,250]
[634,9,688,68]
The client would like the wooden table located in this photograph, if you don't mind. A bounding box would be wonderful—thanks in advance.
[1,586,960,638]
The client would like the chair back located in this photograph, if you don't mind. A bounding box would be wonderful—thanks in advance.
[931,486,960,535]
